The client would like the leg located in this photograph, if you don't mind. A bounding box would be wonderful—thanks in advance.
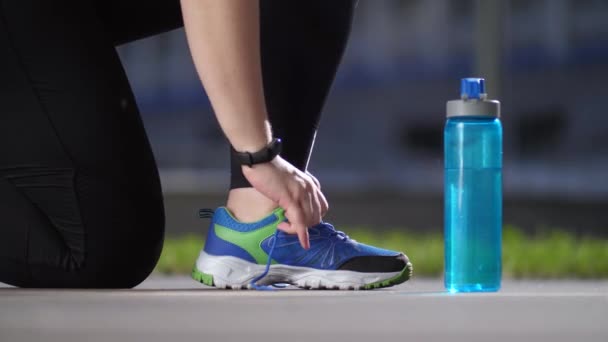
[93,0,183,46]
[0,0,164,287]
[228,0,358,221]
[180,1,409,290]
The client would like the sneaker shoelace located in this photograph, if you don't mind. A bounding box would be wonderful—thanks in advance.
[249,228,284,290]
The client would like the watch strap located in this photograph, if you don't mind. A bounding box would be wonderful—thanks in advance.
[234,138,282,167]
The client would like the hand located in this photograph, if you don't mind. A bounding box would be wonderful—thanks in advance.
[241,156,329,249]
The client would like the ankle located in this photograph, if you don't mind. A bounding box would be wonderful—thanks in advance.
[226,188,278,222]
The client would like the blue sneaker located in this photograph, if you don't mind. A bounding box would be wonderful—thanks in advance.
[192,207,412,290]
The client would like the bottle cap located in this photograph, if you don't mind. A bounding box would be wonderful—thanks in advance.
[460,78,485,100]
[447,77,500,118]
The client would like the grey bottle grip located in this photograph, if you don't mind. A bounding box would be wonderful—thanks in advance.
[446,99,500,118]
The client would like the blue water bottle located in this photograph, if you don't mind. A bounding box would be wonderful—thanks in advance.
[444,78,502,292]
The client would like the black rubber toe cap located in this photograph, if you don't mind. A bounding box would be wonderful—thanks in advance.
[338,253,409,273]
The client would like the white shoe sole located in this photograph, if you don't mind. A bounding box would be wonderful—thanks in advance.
[192,250,412,290]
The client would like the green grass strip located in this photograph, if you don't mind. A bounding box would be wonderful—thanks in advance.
[155,226,608,279]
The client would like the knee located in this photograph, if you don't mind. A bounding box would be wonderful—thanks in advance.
[28,199,165,288]
[11,171,166,288]
[86,207,166,288]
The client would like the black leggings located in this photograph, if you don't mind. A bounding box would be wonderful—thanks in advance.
[0,0,355,288]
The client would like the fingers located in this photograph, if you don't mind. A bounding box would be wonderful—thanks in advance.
[317,189,329,217]
[276,189,318,250]
[277,219,310,250]
[278,195,315,250]
[306,171,328,217]
[277,221,294,233]
[304,179,322,226]
[292,173,325,227]
[292,220,310,249]
[294,178,321,228]
[294,198,315,246]
[310,190,322,225]
[294,222,310,250]
[306,171,321,189]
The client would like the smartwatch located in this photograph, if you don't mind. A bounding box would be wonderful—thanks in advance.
[233,138,282,167]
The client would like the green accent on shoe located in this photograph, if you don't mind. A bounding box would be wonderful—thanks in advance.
[220,206,285,223]
[363,262,414,290]
[192,267,214,286]
[213,207,285,265]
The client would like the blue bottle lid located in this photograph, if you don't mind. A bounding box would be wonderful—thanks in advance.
[447,77,500,118]
[460,78,485,100]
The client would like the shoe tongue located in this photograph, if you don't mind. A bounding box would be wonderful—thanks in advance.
[320,223,350,240]
[315,223,344,238]
[317,222,335,232]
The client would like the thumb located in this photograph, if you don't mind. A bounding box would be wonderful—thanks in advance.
[277,221,296,234]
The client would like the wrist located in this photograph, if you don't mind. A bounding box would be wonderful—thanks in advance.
[232,138,270,154]
[230,121,272,153]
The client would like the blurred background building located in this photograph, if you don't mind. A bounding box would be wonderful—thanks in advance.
[117,0,608,235]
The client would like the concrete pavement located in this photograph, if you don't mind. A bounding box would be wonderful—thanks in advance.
[1,277,607,342]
